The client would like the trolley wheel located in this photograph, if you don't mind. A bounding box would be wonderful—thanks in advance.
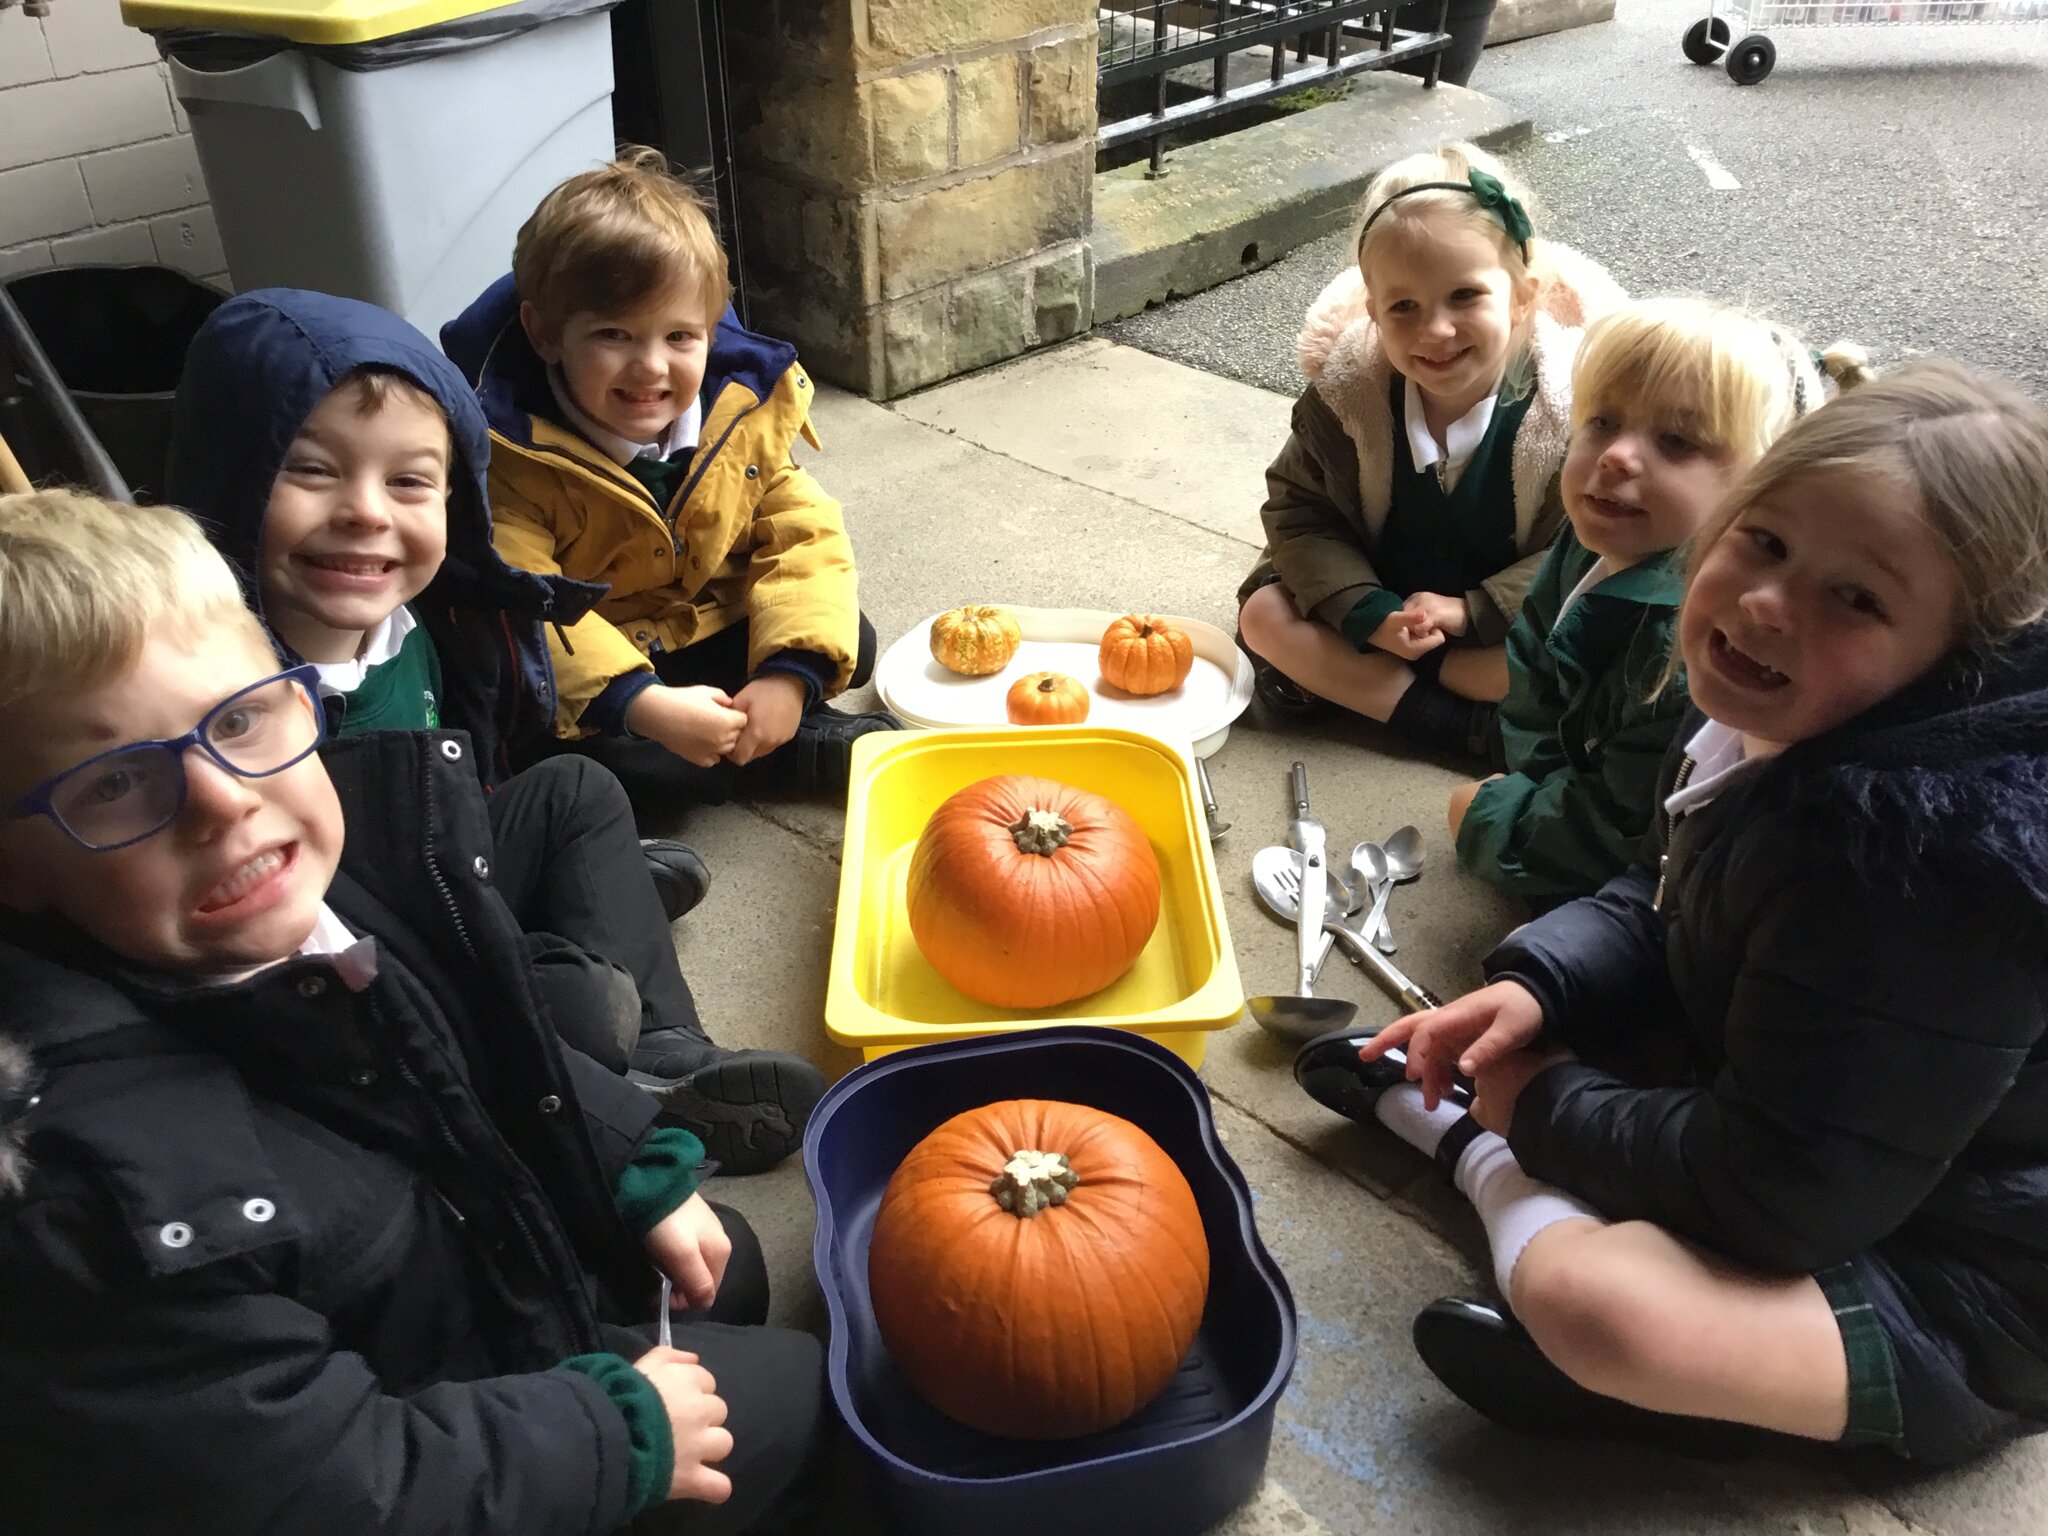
[1682,16,1731,63]
[1725,33,1775,84]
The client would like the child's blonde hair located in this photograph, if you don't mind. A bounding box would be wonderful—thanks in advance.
[0,490,267,715]
[1353,141,1544,294]
[513,146,731,337]
[1572,296,1820,467]
[1691,358,2048,651]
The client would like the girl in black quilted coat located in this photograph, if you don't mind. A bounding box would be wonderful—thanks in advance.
[1354,360,2048,1464]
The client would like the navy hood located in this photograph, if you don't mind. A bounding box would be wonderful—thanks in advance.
[440,273,799,450]
[1715,620,2048,920]
[165,288,598,642]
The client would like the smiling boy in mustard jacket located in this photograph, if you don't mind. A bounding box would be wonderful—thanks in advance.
[444,149,895,800]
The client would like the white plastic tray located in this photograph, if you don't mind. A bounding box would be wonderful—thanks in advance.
[875,606,1254,757]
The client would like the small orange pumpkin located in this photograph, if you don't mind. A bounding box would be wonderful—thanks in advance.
[1099,614,1194,696]
[906,774,1160,1009]
[930,605,1023,676]
[867,1098,1210,1440]
[1005,671,1089,725]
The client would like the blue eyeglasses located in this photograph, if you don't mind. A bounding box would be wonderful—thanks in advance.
[9,665,326,852]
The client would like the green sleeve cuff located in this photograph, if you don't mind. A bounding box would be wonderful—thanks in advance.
[615,1126,706,1236]
[557,1352,672,1518]
[1340,588,1405,649]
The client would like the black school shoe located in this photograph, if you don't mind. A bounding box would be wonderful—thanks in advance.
[640,838,711,922]
[762,706,902,795]
[1239,636,1327,721]
[1414,1298,1775,1457]
[1293,1025,1473,1124]
[629,1028,828,1175]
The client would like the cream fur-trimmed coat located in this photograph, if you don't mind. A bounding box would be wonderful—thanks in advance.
[1240,241,1626,645]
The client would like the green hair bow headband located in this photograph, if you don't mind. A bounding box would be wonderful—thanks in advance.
[1358,169,1534,263]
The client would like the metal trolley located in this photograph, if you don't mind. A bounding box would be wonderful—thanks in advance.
[1682,0,2048,84]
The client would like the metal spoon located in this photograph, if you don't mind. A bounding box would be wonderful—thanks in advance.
[1385,824,1425,885]
[1374,825,1425,950]
[1352,841,1396,955]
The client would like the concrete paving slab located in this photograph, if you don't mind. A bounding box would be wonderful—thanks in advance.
[888,336,1294,547]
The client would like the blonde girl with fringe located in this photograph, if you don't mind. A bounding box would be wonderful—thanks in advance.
[1336,360,2048,1467]
[1449,296,1861,902]
[1237,142,1625,760]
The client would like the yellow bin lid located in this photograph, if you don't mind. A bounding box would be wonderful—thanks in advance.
[120,0,519,46]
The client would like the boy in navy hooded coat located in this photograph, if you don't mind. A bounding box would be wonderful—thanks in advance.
[164,290,825,1173]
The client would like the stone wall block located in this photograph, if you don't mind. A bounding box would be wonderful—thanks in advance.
[880,288,953,396]
[868,68,950,183]
[1025,34,1097,145]
[739,72,872,190]
[952,54,1022,170]
[874,147,1090,300]
[864,0,1084,62]
[950,265,1033,375]
[1030,242,1092,343]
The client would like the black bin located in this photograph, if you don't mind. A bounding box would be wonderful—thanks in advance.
[1,265,225,503]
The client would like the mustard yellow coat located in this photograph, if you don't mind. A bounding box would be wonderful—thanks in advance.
[445,278,861,739]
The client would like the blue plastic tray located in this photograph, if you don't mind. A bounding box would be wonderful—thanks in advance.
[805,1026,1297,1536]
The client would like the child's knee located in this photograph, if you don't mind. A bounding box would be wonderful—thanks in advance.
[1512,1227,1667,1390]
[1238,582,1295,653]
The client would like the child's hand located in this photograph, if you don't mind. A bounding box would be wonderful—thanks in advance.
[1401,591,1469,640]
[1359,979,1546,1108]
[627,685,748,768]
[1446,774,1504,837]
[630,1346,733,1504]
[646,1192,731,1311]
[1369,608,1448,661]
[1471,1045,1575,1138]
[726,674,807,766]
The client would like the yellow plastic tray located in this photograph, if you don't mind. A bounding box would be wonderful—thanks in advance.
[120,0,511,46]
[826,728,1244,1068]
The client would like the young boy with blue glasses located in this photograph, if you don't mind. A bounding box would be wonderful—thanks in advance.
[0,490,825,1534]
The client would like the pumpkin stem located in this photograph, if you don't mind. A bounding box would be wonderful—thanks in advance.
[1009,808,1073,856]
[990,1149,1079,1217]
[1139,622,1154,638]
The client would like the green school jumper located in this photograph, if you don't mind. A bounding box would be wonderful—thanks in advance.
[1340,381,1532,647]
[327,612,444,735]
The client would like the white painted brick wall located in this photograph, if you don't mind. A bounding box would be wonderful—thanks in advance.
[0,1,226,288]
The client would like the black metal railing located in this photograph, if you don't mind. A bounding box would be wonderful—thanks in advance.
[1098,0,1451,174]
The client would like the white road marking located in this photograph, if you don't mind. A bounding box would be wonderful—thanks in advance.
[1687,143,1743,190]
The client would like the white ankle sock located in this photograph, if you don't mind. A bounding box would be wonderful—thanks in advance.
[1451,1131,1602,1299]
[1371,1082,1468,1157]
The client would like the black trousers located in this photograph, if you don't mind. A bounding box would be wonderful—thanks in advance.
[562,615,879,808]
[486,756,702,1068]
[609,1205,829,1536]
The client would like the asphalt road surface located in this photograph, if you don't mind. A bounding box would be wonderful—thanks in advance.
[1106,0,2048,400]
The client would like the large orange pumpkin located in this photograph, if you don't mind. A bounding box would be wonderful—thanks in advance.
[930,605,1022,676]
[1006,671,1089,725]
[1099,614,1195,696]
[906,774,1160,1010]
[867,1099,1210,1439]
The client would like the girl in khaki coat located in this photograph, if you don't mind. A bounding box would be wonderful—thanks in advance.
[1238,142,1624,760]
